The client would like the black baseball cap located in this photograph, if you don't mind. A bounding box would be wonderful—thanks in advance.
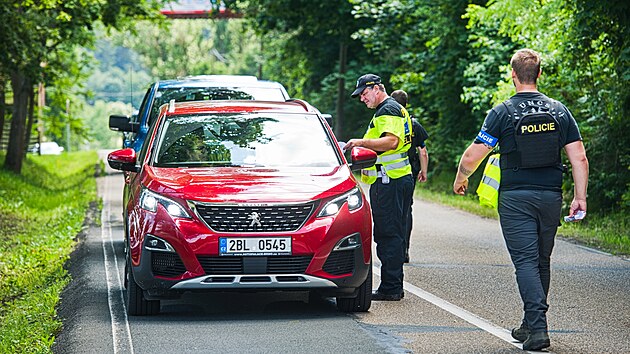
[351,74,381,98]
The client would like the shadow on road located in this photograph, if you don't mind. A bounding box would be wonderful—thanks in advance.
[129,291,343,322]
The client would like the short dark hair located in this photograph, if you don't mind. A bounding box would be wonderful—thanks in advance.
[510,49,541,85]
[391,90,408,107]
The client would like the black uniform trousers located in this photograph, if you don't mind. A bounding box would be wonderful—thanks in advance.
[498,189,562,333]
[369,173,414,295]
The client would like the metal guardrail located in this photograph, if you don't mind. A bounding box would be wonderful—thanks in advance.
[0,121,39,152]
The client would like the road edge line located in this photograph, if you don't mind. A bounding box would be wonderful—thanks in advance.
[101,175,135,354]
[373,267,549,353]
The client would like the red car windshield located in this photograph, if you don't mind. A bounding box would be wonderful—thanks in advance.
[153,113,340,168]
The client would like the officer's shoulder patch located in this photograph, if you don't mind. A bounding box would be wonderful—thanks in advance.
[476,130,498,147]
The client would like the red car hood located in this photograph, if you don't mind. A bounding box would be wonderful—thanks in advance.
[143,165,358,203]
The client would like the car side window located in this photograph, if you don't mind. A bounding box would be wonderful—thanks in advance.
[137,113,160,166]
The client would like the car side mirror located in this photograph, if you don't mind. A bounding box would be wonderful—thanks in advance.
[109,114,139,133]
[108,148,139,172]
[349,147,377,171]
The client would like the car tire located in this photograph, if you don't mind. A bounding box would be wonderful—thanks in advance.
[336,261,372,312]
[126,256,160,316]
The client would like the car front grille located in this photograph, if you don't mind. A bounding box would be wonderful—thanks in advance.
[192,202,316,233]
[197,256,312,275]
[323,250,355,275]
[152,252,187,278]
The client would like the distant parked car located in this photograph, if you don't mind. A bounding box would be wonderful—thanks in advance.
[32,142,64,155]
[109,75,291,151]
[107,99,376,315]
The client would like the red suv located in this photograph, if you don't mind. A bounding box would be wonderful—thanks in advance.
[107,99,377,315]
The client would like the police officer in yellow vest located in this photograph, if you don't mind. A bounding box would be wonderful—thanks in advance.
[344,74,414,301]
[452,49,589,351]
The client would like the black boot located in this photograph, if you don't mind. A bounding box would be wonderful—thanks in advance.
[371,291,403,301]
[511,323,530,342]
[522,331,550,351]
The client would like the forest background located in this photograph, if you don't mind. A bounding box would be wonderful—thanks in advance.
[1,0,629,218]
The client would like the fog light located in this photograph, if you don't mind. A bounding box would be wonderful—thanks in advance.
[145,235,176,252]
[333,233,361,251]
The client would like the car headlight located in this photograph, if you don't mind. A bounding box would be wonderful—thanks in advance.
[317,187,363,217]
[139,188,191,218]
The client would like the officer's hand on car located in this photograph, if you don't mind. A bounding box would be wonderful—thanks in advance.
[343,138,362,151]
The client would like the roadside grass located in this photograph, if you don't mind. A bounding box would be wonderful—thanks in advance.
[415,186,499,219]
[415,173,630,257]
[0,151,99,353]
[557,212,630,256]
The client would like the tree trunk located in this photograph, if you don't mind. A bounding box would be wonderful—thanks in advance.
[335,40,347,139]
[4,70,31,174]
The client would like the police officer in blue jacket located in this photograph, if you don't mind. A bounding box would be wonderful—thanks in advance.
[452,49,589,351]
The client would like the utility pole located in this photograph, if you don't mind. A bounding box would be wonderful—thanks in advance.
[37,83,45,155]
[130,67,133,108]
[65,98,70,153]
[257,37,263,79]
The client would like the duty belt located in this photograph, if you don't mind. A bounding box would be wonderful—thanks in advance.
[361,158,410,177]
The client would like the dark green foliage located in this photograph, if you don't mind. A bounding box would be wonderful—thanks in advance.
[242,0,629,212]
[352,0,483,177]
[567,0,630,212]
[3,0,628,214]
[0,0,163,173]
[242,0,371,140]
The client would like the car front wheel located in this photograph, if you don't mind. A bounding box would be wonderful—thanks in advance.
[126,256,160,316]
[336,261,372,312]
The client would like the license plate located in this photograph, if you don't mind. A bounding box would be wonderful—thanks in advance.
[219,237,291,256]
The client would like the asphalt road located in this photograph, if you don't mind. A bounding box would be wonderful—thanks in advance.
[53,155,630,353]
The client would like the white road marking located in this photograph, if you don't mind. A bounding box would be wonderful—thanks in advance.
[101,175,135,354]
[373,267,551,353]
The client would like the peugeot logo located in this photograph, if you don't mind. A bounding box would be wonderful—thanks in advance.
[248,211,262,227]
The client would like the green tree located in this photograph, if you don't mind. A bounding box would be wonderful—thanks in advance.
[465,0,630,211]
[352,0,481,178]
[80,100,133,149]
[0,0,162,173]
[241,0,370,140]
[87,31,153,107]
[111,19,260,79]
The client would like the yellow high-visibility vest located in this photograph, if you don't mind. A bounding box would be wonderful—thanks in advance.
[360,107,413,184]
[476,153,500,209]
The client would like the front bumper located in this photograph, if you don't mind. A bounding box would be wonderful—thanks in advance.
[171,273,337,290]
[134,241,370,300]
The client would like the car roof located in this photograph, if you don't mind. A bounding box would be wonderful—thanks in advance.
[156,75,285,89]
[162,100,320,116]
